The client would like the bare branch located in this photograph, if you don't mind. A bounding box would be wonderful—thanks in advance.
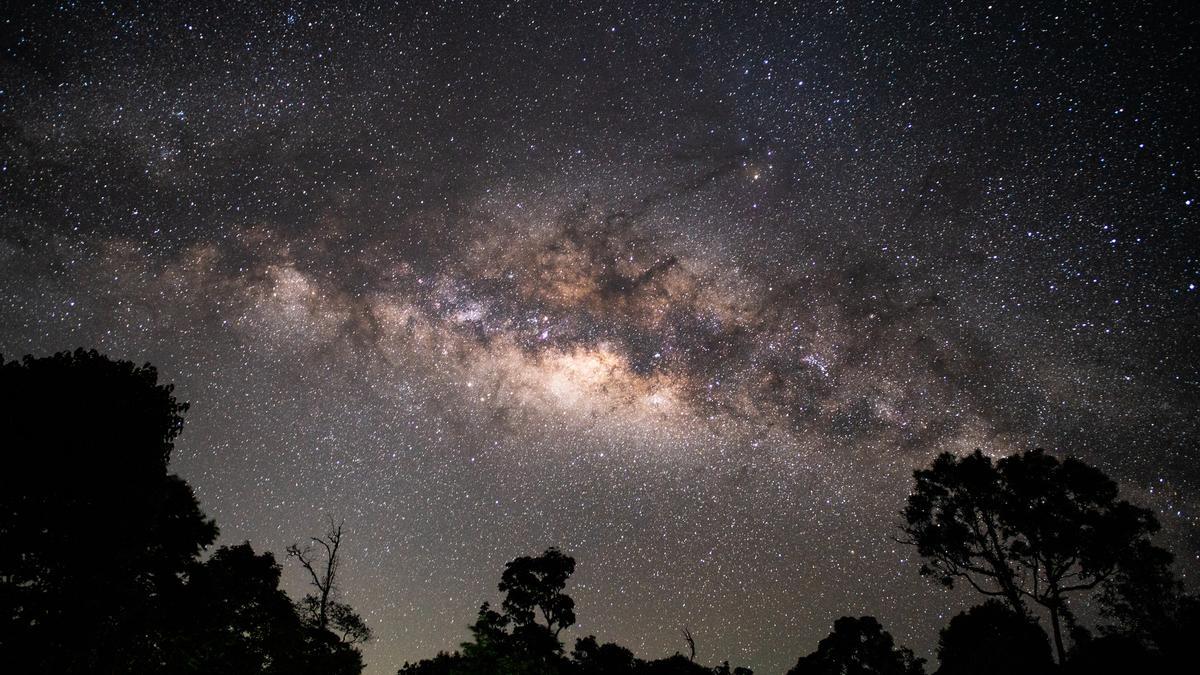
[289,518,351,633]
[682,626,696,661]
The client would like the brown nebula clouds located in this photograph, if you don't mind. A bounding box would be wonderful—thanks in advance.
[106,185,1026,472]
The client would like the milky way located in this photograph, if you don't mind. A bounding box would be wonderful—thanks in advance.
[1,2,1197,672]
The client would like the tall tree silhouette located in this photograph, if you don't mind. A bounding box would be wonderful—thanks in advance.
[900,448,1163,663]
[787,616,925,675]
[399,549,580,673]
[479,547,577,671]
[192,540,367,675]
[1097,539,1195,647]
[1,350,369,674]
[0,349,217,674]
[288,519,373,646]
[1075,537,1200,669]
[398,548,754,675]
[498,546,577,637]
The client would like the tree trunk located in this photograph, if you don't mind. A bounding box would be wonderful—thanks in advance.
[1002,582,1025,618]
[1049,603,1067,665]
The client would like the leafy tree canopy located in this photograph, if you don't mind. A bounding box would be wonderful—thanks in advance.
[787,616,925,675]
[0,349,217,673]
[901,448,1163,663]
[935,601,1054,675]
[399,549,752,675]
[499,546,577,636]
[0,350,368,675]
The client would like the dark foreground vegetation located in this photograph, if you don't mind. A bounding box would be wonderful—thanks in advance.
[1,350,1195,674]
[0,350,368,674]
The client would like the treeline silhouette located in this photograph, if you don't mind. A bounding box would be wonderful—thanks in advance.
[396,446,1199,674]
[1,350,1195,674]
[395,547,756,675]
[0,350,369,674]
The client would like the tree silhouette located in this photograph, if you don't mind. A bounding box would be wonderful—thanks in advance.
[455,547,578,673]
[900,448,1163,663]
[682,626,698,661]
[0,349,217,673]
[1096,538,1198,653]
[398,548,752,675]
[1063,631,1157,675]
[572,635,637,674]
[499,546,577,637]
[935,601,1054,675]
[401,550,582,674]
[288,518,373,646]
[289,519,344,632]
[396,651,462,675]
[160,542,311,673]
[1,350,368,674]
[638,653,719,674]
[1060,536,1200,671]
[787,616,925,675]
[458,601,528,672]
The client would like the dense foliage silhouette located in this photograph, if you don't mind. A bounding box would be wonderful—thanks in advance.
[785,616,925,675]
[900,448,1164,662]
[498,547,577,638]
[934,600,1054,675]
[162,542,312,673]
[2,349,1195,674]
[0,349,368,674]
[0,350,216,672]
[397,548,755,675]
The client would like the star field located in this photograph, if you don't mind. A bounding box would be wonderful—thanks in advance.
[1,2,1197,673]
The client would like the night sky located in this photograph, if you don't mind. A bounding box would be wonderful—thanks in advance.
[1,1,1197,673]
